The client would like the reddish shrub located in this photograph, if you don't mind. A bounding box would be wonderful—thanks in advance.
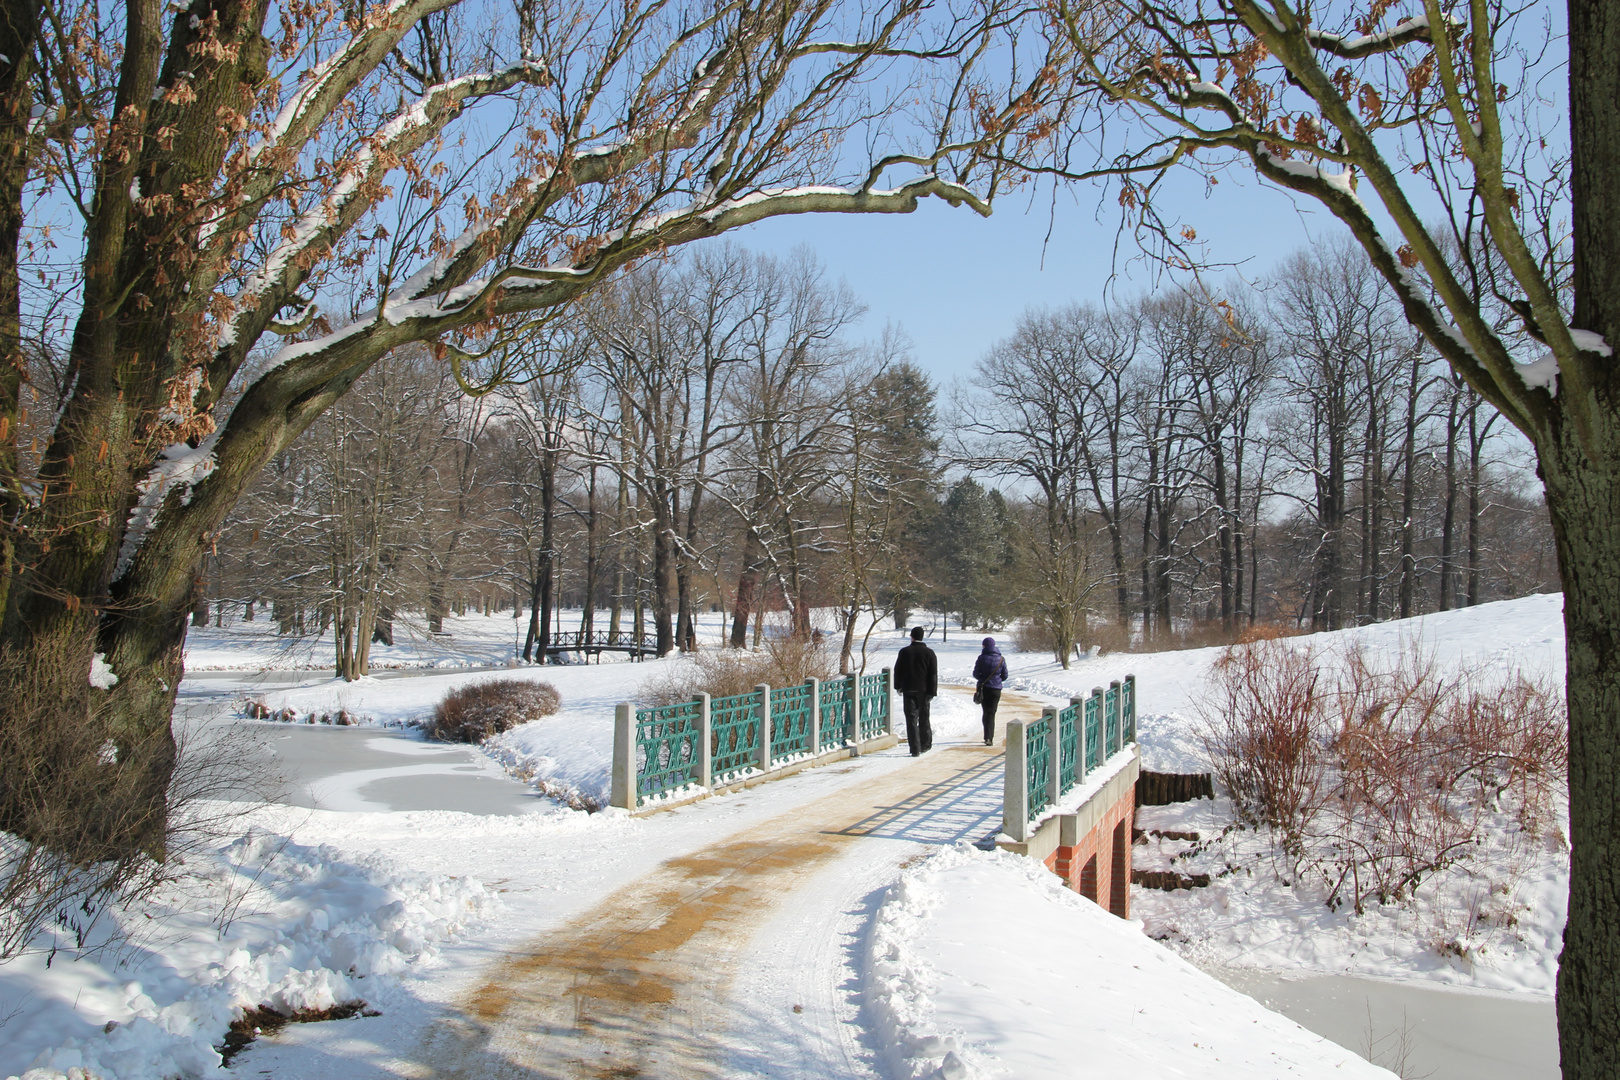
[427,679,561,743]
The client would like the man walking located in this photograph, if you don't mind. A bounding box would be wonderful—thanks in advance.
[893,626,938,756]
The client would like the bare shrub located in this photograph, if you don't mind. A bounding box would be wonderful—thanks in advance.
[0,644,281,961]
[1084,621,1135,655]
[1013,617,1057,656]
[1198,638,1327,857]
[428,679,561,742]
[639,636,839,707]
[1198,636,1567,920]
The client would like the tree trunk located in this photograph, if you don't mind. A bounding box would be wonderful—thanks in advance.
[1440,386,1461,611]
[1545,443,1620,1079]
[730,524,767,648]
[650,497,675,656]
[1399,352,1421,619]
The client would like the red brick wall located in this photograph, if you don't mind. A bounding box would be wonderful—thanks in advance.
[1044,784,1136,918]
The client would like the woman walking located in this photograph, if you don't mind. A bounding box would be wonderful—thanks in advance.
[973,637,1009,746]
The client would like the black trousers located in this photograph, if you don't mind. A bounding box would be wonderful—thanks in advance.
[902,691,933,755]
[980,686,1002,745]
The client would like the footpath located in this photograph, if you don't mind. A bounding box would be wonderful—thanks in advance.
[416,688,1030,1080]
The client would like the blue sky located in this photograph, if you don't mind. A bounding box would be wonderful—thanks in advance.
[735,167,1340,388]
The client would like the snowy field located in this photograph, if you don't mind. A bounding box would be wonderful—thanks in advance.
[1,595,1568,1078]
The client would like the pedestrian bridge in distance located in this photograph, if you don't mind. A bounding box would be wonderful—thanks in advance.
[542,629,660,661]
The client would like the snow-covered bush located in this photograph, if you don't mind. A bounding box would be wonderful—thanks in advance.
[427,679,561,742]
[1199,637,1565,916]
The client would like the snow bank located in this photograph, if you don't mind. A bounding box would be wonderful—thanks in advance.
[865,844,1397,1079]
[1,828,497,1080]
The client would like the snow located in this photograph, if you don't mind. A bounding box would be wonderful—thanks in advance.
[1310,13,1431,54]
[89,653,118,689]
[1516,348,1560,394]
[2,829,496,1080]
[866,843,1396,1078]
[1570,327,1612,356]
[113,440,219,583]
[1511,329,1611,395]
[1,597,1570,1078]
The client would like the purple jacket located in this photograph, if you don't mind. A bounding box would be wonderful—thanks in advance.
[973,639,1009,690]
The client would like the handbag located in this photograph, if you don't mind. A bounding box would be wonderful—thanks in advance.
[973,681,984,705]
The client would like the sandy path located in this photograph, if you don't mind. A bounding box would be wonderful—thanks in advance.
[420,691,1043,1080]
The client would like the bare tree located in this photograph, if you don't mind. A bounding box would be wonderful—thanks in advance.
[1032,0,1613,1064]
[0,0,1070,856]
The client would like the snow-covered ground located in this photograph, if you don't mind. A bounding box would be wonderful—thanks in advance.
[1,595,1568,1078]
[867,844,1395,1079]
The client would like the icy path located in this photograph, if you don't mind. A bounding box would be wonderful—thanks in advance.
[224,688,1013,1078]
[416,742,1008,1079]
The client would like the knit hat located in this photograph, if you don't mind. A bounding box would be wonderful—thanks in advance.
[911,626,925,640]
[982,637,996,650]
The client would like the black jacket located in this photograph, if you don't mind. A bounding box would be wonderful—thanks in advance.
[893,640,938,697]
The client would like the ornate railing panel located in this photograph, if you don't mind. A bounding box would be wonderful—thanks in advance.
[1105,684,1120,753]
[818,678,852,751]
[710,690,762,784]
[857,671,888,742]
[1084,693,1102,773]
[635,701,702,803]
[770,683,814,763]
[1058,702,1080,791]
[1026,715,1053,817]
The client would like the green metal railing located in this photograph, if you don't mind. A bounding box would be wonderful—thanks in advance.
[1104,683,1120,754]
[711,690,762,784]
[617,666,894,810]
[1026,715,1053,817]
[635,700,703,798]
[770,683,814,763]
[1003,672,1139,842]
[1084,693,1102,773]
[856,670,890,742]
[818,678,853,751]
[1057,702,1080,790]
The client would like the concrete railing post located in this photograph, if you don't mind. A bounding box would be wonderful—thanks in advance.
[1043,705,1062,809]
[846,672,860,754]
[1109,680,1124,756]
[882,666,894,736]
[697,693,712,790]
[1070,696,1088,785]
[1004,720,1029,842]
[1125,673,1137,742]
[611,701,635,810]
[756,684,772,773]
[807,677,821,759]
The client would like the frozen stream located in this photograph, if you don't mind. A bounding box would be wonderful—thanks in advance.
[175,668,547,816]
[1218,970,1558,1079]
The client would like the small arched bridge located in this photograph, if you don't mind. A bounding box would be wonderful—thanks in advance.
[543,629,661,661]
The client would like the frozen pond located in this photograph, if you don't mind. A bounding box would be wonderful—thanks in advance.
[175,670,548,816]
[1219,970,1558,1080]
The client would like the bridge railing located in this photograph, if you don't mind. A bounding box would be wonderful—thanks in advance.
[1002,674,1137,842]
[611,668,894,811]
[544,629,659,655]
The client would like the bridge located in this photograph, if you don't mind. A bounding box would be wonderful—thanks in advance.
[542,629,660,661]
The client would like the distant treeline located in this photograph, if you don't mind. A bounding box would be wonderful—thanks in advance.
[197,241,1555,677]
